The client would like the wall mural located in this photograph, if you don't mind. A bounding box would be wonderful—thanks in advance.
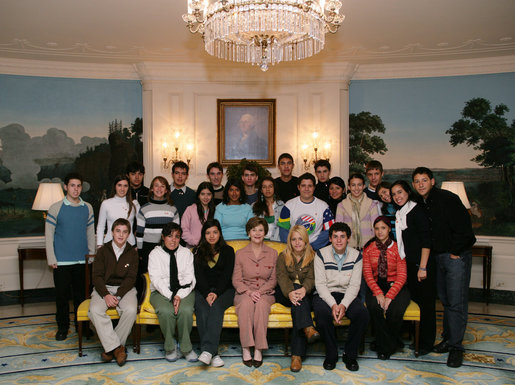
[349,72,515,237]
[0,74,142,237]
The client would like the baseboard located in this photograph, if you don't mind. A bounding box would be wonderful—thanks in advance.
[0,287,513,306]
[0,288,56,306]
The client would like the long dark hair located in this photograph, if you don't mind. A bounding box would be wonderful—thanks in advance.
[195,182,215,225]
[253,176,276,216]
[363,216,393,250]
[377,181,392,215]
[390,180,416,209]
[222,178,247,204]
[111,175,135,217]
[194,219,227,264]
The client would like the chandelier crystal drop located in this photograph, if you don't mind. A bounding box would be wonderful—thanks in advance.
[183,0,345,71]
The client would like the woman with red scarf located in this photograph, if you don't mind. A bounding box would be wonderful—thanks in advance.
[363,216,410,360]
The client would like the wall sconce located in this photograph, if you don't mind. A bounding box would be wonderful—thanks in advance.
[441,181,471,209]
[162,131,194,169]
[301,131,331,171]
[32,182,65,219]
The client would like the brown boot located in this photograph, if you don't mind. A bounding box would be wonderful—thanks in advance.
[290,355,302,372]
[101,351,113,363]
[113,345,127,366]
[304,326,320,344]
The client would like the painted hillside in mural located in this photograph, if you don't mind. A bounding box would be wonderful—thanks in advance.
[0,75,142,237]
[349,73,515,236]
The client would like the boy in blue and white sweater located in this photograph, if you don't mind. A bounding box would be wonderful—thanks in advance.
[45,172,95,341]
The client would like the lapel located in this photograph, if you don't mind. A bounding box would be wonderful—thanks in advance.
[341,198,353,215]
[360,196,372,218]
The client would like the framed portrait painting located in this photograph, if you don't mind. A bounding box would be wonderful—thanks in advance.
[217,99,276,166]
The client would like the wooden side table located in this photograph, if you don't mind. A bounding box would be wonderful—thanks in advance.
[17,244,47,306]
[471,244,493,305]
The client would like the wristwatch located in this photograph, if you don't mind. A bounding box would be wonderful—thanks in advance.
[419,267,427,271]
[116,296,121,301]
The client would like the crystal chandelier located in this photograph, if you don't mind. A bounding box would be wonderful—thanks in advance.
[183,0,345,71]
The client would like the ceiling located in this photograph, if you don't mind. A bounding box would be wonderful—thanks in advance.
[1,0,514,69]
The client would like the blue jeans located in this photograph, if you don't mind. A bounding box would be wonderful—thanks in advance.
[435,250,472,351]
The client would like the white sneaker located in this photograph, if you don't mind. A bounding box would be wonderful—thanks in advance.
[198,351,212,365]
[184,350,199,362]
[165,349,179,362]
[211,355,224,367]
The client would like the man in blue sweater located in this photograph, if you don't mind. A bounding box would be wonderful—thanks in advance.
[45,172,96,340]
[170,161,195,219]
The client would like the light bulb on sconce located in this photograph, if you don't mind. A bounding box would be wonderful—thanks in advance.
[162,131,194,169]
[302,131,331,170]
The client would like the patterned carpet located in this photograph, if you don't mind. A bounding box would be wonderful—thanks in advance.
[0,312,513,384]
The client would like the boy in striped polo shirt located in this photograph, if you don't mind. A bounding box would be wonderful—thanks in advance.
[45,172,95,341]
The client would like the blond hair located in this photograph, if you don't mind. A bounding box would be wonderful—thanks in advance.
[283,225,315,268]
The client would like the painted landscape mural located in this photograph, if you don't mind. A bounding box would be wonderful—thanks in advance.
[349,73,515,236]
[0,75,142,237]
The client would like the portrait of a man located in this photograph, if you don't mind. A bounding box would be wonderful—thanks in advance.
[218,99,276,166]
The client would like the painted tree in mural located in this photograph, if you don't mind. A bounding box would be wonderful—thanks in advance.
[349,111,388,173]
[447,98,515,188]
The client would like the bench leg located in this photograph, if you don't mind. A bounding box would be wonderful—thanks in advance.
[283,328,289,357]
[414,320,420,357]
[78,321,83,357]
[134,324,141,354]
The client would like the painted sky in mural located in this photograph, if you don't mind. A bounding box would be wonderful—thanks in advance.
[350,73,515,169]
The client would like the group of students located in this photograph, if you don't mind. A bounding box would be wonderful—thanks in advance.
[45,154,475,371]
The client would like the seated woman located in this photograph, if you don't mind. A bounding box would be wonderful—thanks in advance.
[376,181,397,240]
[275,225,320,372]
[336,173,381,250]
[89,218,138,366]
[363,216,410,360]
[252,176,284,241]
[181,182,215,248]
[193,219,235,367]
[327,176,346,218]
[232,217,278,367]
[148,222,197,363]
[214,179,253,240]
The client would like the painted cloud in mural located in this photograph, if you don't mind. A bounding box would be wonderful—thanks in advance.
[0,123,106,189]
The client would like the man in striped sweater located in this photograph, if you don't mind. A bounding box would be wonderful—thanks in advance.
[45,172,95,341]
[313,222,369,372]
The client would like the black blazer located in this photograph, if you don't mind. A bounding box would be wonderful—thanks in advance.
[194,244,235,297]
[401,204,431,265]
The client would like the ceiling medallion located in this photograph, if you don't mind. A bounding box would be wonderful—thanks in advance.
[183,0,345,71]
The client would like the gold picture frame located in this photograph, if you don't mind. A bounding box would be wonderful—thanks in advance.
[217,99,276,167]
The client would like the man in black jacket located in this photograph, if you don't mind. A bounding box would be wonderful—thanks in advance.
[412,167,476,368]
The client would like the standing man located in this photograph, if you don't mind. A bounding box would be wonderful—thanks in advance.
[274,153,299,203]
[170,161,196,218]
[314,159,331,203]
[207,162,225,205]
[126,161,149,206]
[241,163,259,205]
[365,160,384,201]
[313,222,369,371]
[278,173,334,251]
[89,218,138,366]
[412,167,476,368]
[45,172,96,340]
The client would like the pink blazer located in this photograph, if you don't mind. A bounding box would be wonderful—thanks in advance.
[232,243,278,296]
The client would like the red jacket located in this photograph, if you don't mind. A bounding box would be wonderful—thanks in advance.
[363,240,407,300]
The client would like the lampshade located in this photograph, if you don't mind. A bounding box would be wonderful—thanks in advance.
[441,181,471,209]
[32,183,64,211]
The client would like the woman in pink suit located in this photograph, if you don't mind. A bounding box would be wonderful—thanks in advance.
[232,217,278,368]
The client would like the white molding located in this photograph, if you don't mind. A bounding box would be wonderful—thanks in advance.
[0,57,139,80]
[352,56,515,80]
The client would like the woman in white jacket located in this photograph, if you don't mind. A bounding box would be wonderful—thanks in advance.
[148,222,197,363]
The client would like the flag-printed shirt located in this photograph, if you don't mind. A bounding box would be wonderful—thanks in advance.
[278,196,334,250]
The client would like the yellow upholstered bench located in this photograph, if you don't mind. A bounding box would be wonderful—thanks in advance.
[133,240,289,354]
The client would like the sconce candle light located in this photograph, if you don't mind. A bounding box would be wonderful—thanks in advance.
[302,131,331,170]
[162,131,194,169]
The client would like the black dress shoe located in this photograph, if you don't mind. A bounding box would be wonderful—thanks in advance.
[55,330,68,341]
[447,349,464,368]
[242,358,253,367]
[433,340,450,353]
[323,358,336,370]
[417,347,432,356]
[253,359,263,368]
[377,352,390,360]
[342,353,359,371]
